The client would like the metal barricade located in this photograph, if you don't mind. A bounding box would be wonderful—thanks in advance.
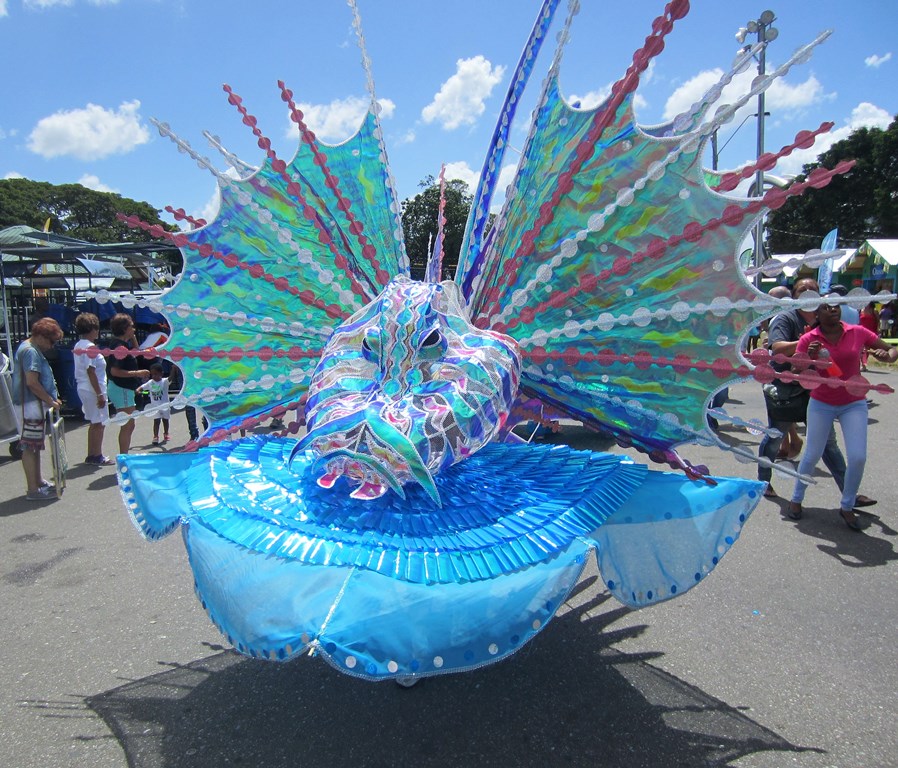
[0,351,22,457]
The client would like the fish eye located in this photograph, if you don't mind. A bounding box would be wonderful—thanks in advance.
[422,330,441,347]
[361,330,381,361]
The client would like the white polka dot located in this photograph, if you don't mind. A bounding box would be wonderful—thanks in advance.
[532,619,541,630]
[488,643,499,655]
[387,660,398,673]
[345,656,357,668]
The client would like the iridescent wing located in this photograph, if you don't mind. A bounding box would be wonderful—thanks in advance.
[126,9,406,437]
[458,1,847,464]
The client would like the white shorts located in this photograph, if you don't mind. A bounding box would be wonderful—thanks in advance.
[78,387,109,424]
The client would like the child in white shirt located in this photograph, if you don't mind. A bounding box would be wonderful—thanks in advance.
[137,364,171,445]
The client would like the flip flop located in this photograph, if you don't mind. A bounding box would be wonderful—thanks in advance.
[787,502,803,520]
[763,484,778,499]
[854,495,877,508]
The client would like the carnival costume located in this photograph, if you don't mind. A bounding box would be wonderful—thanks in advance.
[105,0,878,681]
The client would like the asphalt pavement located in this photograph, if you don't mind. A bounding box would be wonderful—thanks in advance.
[1,369,896,768]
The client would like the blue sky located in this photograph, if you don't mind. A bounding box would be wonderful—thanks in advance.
[1,0,895,232]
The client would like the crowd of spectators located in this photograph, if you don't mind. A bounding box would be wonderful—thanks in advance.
[7,287,897,518]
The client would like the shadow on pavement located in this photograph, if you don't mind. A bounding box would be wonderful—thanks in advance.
[86,473,122,492]
[537,425,617,452]
[0,496,61,518]
[768,502,898,568]
[85,583,818,768]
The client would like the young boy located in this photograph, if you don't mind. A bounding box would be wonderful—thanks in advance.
[137,364,171,445]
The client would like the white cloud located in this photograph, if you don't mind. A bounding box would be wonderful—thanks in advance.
[193,166,244,228]
[195,187,220,228]
[394,129,416,146]
[568,87,610,110]
[78,173,118,193]
[441,161,478,191]
[663,67,830,124]
[4,171,25,179]
[864,52,892,68]
[776,102,893,177]
[491,162,519,213]
[766,74,828,112]
[568,85,646,113]
[24,0,73,8]
[27,100,150,160]
[0,1,8,18]
[24,0,120,6]
[422,56,505,131]
[662,69,721,122]
[291,96,394,143]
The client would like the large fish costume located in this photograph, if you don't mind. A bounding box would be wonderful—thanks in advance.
[107,0,868,681]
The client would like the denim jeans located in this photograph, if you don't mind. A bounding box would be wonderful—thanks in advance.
[791,398,867,510]
[758,416,846,489]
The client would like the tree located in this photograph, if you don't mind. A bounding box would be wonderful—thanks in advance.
[0,178,175,244]
[767,116,898,253]
[400,175,474,280]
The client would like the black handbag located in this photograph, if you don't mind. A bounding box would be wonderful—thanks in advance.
[762,381,810,423]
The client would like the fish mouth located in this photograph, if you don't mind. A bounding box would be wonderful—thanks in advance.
[293,409,440,505]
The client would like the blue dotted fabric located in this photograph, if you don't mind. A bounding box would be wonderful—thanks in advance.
[118,436,764,680]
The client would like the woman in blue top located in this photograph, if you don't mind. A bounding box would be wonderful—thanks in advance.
[12,318,64,501]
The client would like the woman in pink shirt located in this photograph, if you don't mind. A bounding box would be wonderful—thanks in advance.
[788,296,897,529]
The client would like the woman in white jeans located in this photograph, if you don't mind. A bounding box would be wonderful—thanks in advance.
[788,297,897,529]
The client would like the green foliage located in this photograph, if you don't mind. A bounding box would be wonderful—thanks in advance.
[400,175,474,280]
[767,116,898,252]
[0,178,175,244]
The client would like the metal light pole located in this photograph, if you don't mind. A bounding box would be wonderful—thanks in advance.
[736,11,778,273]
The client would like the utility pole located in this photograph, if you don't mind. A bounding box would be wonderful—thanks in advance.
[736,11,778,273]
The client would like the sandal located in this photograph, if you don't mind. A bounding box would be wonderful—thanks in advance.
[763,484,778,499]
[854,495,877,508]
[786,502,803,520]
[839,508,863,531]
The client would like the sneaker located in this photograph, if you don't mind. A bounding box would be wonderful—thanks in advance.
[85,455,115,466]
[152,438,161,446]
[38,480,55,493]
[26,486,57,501]
[163,434,171,442]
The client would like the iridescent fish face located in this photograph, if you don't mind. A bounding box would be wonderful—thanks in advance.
[297,277,521,504]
